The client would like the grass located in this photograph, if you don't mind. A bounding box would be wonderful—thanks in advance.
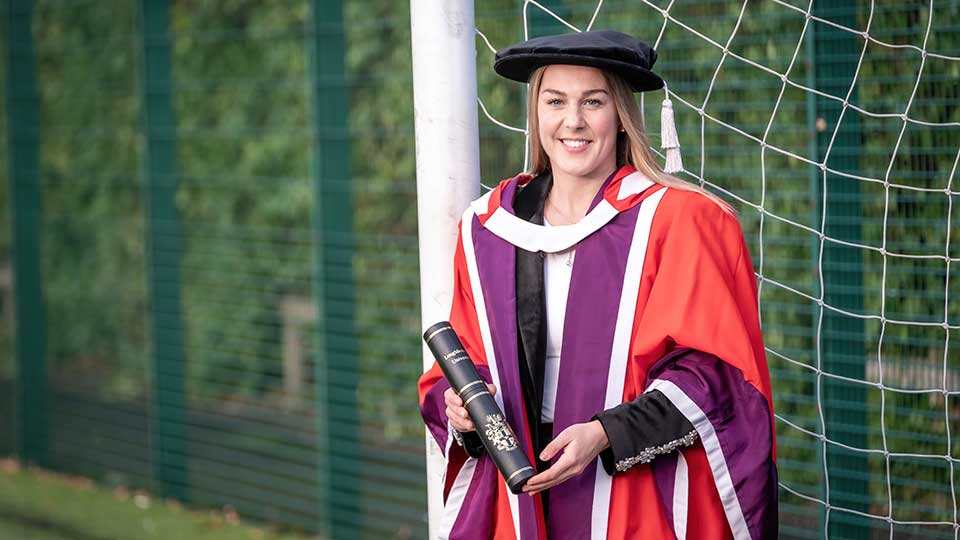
[0,517,73,540]
[0,459,318,540]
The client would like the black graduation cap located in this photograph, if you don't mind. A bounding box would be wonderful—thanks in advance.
[493,30,664,93]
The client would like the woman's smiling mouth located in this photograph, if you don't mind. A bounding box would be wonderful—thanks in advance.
[560,138,591,152]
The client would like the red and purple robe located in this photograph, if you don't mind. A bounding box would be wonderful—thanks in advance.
[419,165,777,539]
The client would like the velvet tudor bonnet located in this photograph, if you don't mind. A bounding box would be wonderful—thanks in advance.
[493,30,683,173]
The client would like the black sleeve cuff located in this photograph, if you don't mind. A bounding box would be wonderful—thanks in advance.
[594,389,698,476]
[454,429,486,458]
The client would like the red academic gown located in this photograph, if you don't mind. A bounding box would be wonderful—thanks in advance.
[419,165,777,539]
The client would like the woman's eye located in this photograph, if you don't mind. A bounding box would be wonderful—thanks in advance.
[546,98,563,106]
[584,99,603,107]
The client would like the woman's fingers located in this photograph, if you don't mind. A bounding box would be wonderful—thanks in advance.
[444,387,462,407]
[445,384,497,433]
[523,433,575,494]
[443,387,474,431]
[446,406,474,432]
[523,453,576,494]
[522,422,609,495]
[539,428,571,461]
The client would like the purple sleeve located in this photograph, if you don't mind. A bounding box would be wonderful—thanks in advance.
[647,348,778,540]
[420,364,493,457]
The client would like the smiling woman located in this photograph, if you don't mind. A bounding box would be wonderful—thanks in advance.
[418,30,778,540]
[525,61,732,225]
[534,65,621,219]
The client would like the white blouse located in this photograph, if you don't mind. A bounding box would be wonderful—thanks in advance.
[541,217,575,423]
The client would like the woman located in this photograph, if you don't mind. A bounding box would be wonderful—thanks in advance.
[418,30,777,540]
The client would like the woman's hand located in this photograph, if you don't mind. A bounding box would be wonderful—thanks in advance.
[444,384,497,432]
[522,420,609,495]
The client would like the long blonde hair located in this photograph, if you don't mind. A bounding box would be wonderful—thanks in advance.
[525,66,733,213]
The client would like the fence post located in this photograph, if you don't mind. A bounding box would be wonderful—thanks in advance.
[139,0,188,502]
[813,1,868,537]
[309,1,360,537]
[3,0,48,468]
[410,0,482,536]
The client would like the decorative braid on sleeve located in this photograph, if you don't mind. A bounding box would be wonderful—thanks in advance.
[615,429,699,473]
[594,389,698,476]
[452,427,466,447]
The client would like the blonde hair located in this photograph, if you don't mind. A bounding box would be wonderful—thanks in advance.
[525,66,733,214]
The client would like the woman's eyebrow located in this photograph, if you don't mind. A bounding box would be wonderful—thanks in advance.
[540,88,609,97]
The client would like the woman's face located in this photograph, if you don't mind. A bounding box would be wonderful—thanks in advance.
[537,64,620,183]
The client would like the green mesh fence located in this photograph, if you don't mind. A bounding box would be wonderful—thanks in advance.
[2,1,959,539]
[1,0,426,538]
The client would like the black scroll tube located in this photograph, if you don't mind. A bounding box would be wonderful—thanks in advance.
[423,321,535,494]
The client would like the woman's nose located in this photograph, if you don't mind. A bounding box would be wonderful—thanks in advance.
[563,106,585,129]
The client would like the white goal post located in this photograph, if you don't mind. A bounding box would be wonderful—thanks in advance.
[410,0,482,536]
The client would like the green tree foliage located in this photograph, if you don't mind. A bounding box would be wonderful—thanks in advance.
[30,0,146,398]
[170,0,313,404]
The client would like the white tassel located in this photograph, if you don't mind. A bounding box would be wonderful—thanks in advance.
[660,86,683,174]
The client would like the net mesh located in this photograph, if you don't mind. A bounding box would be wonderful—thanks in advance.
[474,1,960,537]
